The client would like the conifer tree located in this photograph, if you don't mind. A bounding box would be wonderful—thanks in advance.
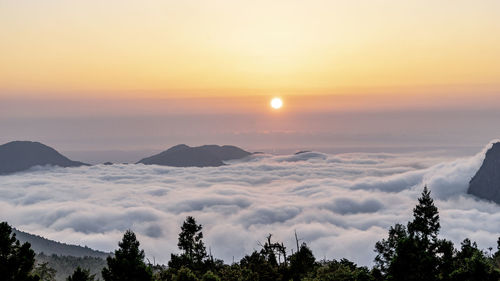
[407,185,440,245]
[177,216,207,265]
[102,230,152,281]
[0,221,39,281]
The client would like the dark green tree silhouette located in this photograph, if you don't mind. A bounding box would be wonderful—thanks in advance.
[0,221,39,281]
[66,267,95,281]
[101,230,152,281]
[169,216,208,275]
[407,185,440,244]
[178,216,207,264]
[375,186,445,281]
[374,223,407,275]
[449,239,500,281]
[240,251,280,281]
[289,242,316,281]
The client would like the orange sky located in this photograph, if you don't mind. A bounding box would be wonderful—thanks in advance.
[1,0,500,102]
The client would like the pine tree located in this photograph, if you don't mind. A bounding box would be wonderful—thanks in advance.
[407,185,440,244]
[0,222,39,281]
[102,230,152,281]
[375,187,444,281]
[177,216,207,265]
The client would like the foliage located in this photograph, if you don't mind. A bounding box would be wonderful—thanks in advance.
[33,262,57,281]
[0,221,39,281]
[175,267,198,281]
[201,271,220,281]
[289,242,316,280]
[177,216,207,265]
[101,230,153,281]
[66,267,95,281]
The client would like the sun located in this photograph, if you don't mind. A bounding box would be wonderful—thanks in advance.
[270,97,283,109]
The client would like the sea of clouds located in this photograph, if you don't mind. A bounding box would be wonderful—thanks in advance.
[1,142,500,266]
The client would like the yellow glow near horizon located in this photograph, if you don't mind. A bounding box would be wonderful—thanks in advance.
[270,98,283,109]
[1,1,500,99]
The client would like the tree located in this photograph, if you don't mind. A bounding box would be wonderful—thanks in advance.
[407,185,440,245]
[67,267,95,281]
[374,223,407,275]
[305,259,374,281]
[201,270,220,281]
[289,242,316,281]
[374,187,445,281]
[33,262,56,281]
[102,230,152,281]
[0,221,39,281]
[177,216,207,264]
[450,239,500,281]
[169,216,208,274]
[175,267,198,281]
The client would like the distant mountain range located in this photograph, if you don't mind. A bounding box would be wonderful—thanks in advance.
[0,141,88,175]
[0,141,252,174]
[137,144,251,167]
[468,142,500,204]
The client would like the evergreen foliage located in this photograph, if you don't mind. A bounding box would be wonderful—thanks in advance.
[0,221,39,281]
[66,267,95,281]
[33,262,57,281]
[101,230,153,281]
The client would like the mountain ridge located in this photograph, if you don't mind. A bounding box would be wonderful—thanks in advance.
[468,142,500,204]
[12,228,110,259]
[137,144,251,167]
[0,141,88,175]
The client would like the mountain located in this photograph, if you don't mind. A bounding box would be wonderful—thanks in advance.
[13,228,110,259]
[468,142,500,204]
[137,144,251,167]
[0,141,88,175]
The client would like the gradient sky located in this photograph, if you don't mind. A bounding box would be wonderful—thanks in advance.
[2,0,500,97]
[1,1,500,162]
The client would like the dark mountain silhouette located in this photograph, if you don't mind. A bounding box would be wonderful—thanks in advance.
[137,144,251,167]
[0,141,88,175]
[468,142,500,204]
[12,228,110,259]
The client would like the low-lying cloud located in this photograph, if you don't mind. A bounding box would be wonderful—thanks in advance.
[0,142,499,266]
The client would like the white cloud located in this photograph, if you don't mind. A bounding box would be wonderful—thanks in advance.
[0,142,499,266]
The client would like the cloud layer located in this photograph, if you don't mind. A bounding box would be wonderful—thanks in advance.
[1,143,499,266]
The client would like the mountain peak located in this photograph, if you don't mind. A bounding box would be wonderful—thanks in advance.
[137,144,251,167]
[0,141,88,175]
[467,142,500,204]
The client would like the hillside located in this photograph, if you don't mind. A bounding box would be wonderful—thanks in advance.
[0,141,88,175]
[468,142,500,204]
[13,228,110,259]
[137,144,251,167]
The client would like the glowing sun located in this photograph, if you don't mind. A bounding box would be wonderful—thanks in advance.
[270,97,283,109]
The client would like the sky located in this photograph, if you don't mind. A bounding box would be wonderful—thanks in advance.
[1,0,500,161]
[1,142,499,266]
